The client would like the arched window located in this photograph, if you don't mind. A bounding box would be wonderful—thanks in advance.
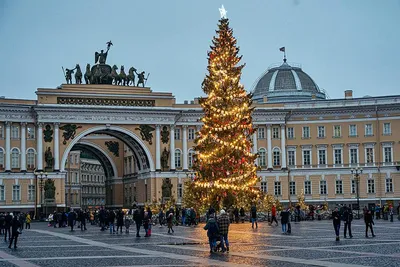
[27,148,35,169]
[0,147,4,167]
[258,148,266,167]
[175,149,182,168]
[188,149,195,169]
[11,148,20,168]
[273,148,281,167]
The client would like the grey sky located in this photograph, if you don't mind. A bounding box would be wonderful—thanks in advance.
[0,0,399,102]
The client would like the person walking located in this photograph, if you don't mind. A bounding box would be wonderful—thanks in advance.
[143,211,150,237]
[250,204,258,229]
[239,207,245,223]
[280,207,290,234]
[116,209,124,234]
[181,207,186,226]
[204,214,219,253]
[217,209,230,252]
[8,216,21,249]
[68,209,76,232]
[147,207,153,236]
[332,207,341,241]
[4,212,12,241]
[270,205,278,226]
[364,210,375,238]
[133,206,143,237]
[109,210,116,234]
[0,213,5,235]
[158,209,164,227]
[233,207,239,223]
[25,213,31,229]
[124,213,131,233]
[343,206,353,238]
[389,205,394,222]
[166,207,175,234]
[79,210,87,231]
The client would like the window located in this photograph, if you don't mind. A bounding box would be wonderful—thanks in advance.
[260,181,267,193]
[351,180,356,194]
[12,185,20,201]
[335,180,343,194]
[272,127,279,139]
[350,148,358,164]
[334,149,342,165]
[0,125,3,138]
[188,149,195,168]
[318,126,325,138]
[367,179,375,194]
[258,148,266,167]
[28,185,35,201]
[289,181,296,195]
[366,148,374,164]
[273,148,280,166]
[11,148,19,168]
[75,155,78,164]
[384,147,392,163]
[318,149,326,165]
[178,183,183,198]
[302,126,310,138]
[188,128,195,140]
[320,180,327,195]
[27,126,35,139]
[258,127,265,139]
[288,151,295,166]
[27,148,35,168]
[0,185,4,201]
[383,123,391,135]
[304,181,311,195]
[287,127,294,139]
[175,149,181,168]
[128,157,132,173]
[349,125,357,137]
[0,148,4,167]
[365,124,373,136]
[11,126,19,139]
[333,125,341,138]
[174,128,181,140]
[386,178,393,193]
[274,181,281,195]
[75,173,79,183]
[303,150,311,166]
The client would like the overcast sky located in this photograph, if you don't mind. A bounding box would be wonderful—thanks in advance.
[0,0,399,102]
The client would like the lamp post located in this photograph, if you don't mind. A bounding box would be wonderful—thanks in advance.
[351,167,362,219]
[34,171,47,220]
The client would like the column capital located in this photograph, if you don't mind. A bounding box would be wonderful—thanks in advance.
[54,122,60,127]
[36,122,44,128]
[266,124,272,129]
[280,123,286,128]
[20,122,27,127]
[155,124,161,129]
[5,121,11,127]
[170,124,175,129]
[182,125,188,129]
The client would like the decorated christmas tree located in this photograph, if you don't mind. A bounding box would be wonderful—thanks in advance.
[183,8,260,211]
[296,189,308,211]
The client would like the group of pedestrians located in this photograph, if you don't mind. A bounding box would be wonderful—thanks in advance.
[204,208,230,253]
[0,212,29,249]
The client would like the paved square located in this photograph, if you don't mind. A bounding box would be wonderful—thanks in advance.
[0,219,399,267]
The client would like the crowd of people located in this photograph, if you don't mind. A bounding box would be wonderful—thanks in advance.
[0,212,31,249]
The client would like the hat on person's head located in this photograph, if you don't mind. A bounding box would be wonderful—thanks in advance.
[220,209,226,214]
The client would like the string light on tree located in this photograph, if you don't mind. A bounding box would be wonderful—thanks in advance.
[183,6,260,212]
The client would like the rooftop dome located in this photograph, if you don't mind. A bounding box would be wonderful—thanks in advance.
[252,59,326,103]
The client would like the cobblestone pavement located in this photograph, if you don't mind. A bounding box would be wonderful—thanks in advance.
[0,219,399,267]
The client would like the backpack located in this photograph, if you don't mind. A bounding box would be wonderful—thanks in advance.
[208,221,219,237]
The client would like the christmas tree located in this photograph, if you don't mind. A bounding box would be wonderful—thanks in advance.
[183,11,260,211]
[296,189,308,211]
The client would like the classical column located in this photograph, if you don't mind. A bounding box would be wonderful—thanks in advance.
[155,125,161,171]
[54,123,60,171]
[36,123,43,171]
[281,124,287,170]
[5,122,11,172]
[169,125,175,171]
[182,125,188,171]
[20,122,27,172]
[252,131,258,165]
[267,124,273,170]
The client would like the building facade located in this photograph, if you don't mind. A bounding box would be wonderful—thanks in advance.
[80,157,106,209]
[0,60,399,213]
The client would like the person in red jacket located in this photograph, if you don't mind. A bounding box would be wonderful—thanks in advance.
[270,205,278,226]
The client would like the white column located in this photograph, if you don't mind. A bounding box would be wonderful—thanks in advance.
[20,122,27,172]
[37,123,43,171]
[155,125,161,171]
[281,124,287,169]
[5,122,11,171]
[182,125,188,171]
[170,125,175,170]
[54,123,60,171]
[267,124,273,169]
[253,131,258,165]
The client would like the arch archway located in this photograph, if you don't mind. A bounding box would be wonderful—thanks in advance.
[60,125,155,173]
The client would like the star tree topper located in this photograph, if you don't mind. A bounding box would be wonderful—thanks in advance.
[219,5,227,19]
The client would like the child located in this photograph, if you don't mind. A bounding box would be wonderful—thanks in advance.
[124,215,131,234]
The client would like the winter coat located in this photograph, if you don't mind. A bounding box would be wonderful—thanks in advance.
[217,213,230,235]
[117,211,124,226]
[11,217,21,236]
[332,211,341,225]
[204,217,219,238]
[280,210,290,224]
[251,206,257,219]
[364,212,374,225]
[26,214,31,224]
[133,209,142,224]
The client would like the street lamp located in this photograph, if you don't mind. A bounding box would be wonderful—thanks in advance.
[351,167,363,219]
[34,171,48,220]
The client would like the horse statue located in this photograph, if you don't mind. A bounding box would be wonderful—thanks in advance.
[74,64,82,84]
[110,65,121,85]
[84,64,92,84]
[127,67,136,86]
[119,65,127,86]
[92,64,102,84]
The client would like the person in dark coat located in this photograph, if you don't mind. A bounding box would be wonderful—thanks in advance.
[108,210,116,234]
[332,207,341,241]
[233,207,239,223]
[133,207,143,237]
[0,213,5,235]
[8,216,21,249]
[280,208,290,234]
[79,210,87,231]
[204,214,219,253]
[116,209,124,234]
[68,209,76,232]
[166,207,175,234]
[239,207,245,223]
[146,207,153,236]
[250,205,258,229]
[343,207,353,238]
[4,212,12,241]
[364,210,375,238]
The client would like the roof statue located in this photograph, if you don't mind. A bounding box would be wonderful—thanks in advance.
[62,41,150,87]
